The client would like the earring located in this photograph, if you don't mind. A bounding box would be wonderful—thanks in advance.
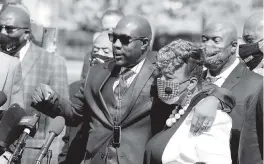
[185,88,192,105]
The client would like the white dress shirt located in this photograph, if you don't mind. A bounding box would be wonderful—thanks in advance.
[162,110,232,164]
[113,59,145,91]
[18,40,30,62]
[206,58,240,87]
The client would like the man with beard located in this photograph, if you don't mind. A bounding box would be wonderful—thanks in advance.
[202,22,263,164]
[0,3,69,164]
[238,11,263,164]
[239,11,263,76]
[31,15,235,164]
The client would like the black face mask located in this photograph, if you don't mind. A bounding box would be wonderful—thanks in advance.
[239,41,263,70]
[0,33,22,55]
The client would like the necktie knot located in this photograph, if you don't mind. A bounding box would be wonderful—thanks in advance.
[114,69,135,100]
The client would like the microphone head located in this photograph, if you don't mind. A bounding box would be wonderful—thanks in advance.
[0,91,7,107]
[0,104,26,155]
[48,116,65,136]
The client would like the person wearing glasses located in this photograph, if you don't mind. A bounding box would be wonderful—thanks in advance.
[201,21,263,164]
[81,10,124,80]
[0,3,69,164]
[238,11,263,164]
[31,15,234,164]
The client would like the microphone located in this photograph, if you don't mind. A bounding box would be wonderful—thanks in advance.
[0,104,27,156]
[8,112,41,163]
[0,91,7,107]
[34,116,65,164]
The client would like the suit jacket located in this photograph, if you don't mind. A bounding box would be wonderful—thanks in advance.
[238,82,263,164]
[0,52,24,111]
[145,92,232,164]
[37,51,157,164]
[19,43,69,164]
[204,62,263,164]
[35,51,235,164]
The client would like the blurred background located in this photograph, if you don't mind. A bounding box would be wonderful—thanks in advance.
[0,0,263,83]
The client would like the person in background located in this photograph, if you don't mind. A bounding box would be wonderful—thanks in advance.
[239,11,263,76]
[201,21,263,164]
[238,11,263,164]
[32,15,235,164]
[145,39,233,164]
[81,31,114,80]
[58,31,114,164]
[0,3,69,164]
[93,9,124,41]
[81,9,124,80]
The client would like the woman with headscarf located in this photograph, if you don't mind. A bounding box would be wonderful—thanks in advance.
[144,39,232,164]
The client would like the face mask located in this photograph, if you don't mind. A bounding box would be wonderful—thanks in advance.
[239,41,263,70]
[0,33,21,55]
[203,45,232,69]
[157,77,189,105]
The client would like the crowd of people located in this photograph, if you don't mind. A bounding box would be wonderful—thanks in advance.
[0,1,263,164]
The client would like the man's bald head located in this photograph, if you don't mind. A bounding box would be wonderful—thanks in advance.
[203,22,237,45]
[115,15,152,40]
[243,11,263,44]
[93,31,113,58]
[0,3,30,28]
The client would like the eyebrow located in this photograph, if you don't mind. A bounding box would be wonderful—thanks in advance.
[93,46,110,49]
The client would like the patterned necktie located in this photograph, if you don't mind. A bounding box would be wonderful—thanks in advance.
[114,69,135,100]
[205,76,221,83]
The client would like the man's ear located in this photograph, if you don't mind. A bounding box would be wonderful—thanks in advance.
[187,77,198,91]
[231,40,238,55]
[141,38,149,51]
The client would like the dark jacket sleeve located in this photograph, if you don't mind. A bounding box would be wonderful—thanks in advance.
[202,81,236,112]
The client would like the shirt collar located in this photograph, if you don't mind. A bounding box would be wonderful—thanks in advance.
[207,58,240,79]
[121,58,146,74]
[19,40,30,62]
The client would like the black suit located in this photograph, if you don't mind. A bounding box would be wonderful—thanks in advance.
[205,62,263,164]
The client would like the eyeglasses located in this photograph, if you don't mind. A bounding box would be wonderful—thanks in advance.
[0,25,29,34]
[108,33,148,45]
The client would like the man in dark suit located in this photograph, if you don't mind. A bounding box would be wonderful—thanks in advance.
[0,3,69,164]
[202,22,263,164]
[238,11,263,164]
[32,15,234,164]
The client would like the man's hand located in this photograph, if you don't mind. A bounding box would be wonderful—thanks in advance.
[32,84,56,105]
[190,96,219,135]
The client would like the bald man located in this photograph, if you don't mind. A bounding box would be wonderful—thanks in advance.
[31,15,235,164]
[0,3,69,164]
[238,12,263,164]
[239,11,263,75]
[81,31,113,80]
[202,22,263,164]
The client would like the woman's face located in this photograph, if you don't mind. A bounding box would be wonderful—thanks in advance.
[157,64,193,104]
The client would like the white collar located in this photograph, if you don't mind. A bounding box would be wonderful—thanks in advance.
[120,58,146,74]
[207,58,240,79]
[19,40,30,62]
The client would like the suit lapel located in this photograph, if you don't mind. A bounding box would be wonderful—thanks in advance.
[120,58,155,124]
[97,61,117,125]
[0,53,10,90]
[222,62,246,90]
[21,43,40,81]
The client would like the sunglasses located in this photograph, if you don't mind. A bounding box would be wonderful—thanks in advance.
[108,33,148,45]
[0,25,29,34]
